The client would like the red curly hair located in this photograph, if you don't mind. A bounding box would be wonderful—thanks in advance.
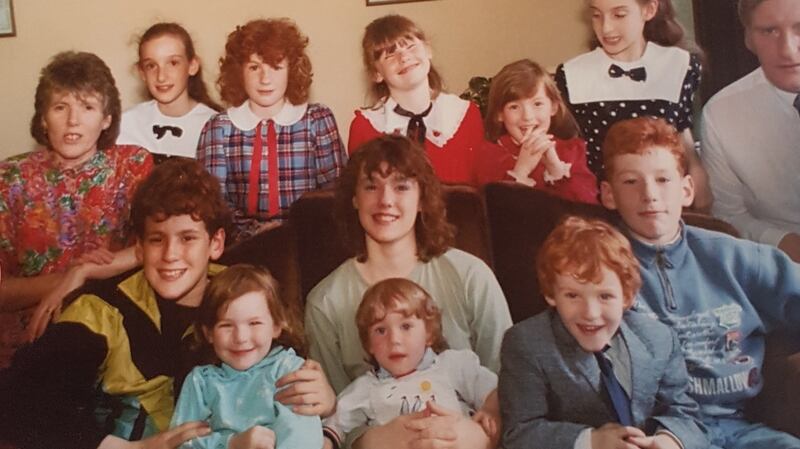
[356,278,448,368]
[217,18,312,107]
[602,116,687,181]
[537,216,641,307]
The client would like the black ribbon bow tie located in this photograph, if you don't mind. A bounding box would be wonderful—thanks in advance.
[152,125,184,139]
[608,64,647,82]
[394,103,433,145]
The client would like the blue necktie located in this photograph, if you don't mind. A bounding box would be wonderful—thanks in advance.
[594,349,634,426]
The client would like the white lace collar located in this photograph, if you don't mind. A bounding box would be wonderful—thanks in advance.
[227,101,308,131]
[359,93,469,147]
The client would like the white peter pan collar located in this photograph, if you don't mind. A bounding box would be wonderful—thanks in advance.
[227,101,308,130]
[563,42,690,104]
[360,92,469,147]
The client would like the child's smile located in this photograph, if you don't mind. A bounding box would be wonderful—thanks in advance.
[205,291,282,371]
[545,267,626,353]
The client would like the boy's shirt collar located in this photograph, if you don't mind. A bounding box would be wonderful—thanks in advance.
[375,347,437,380]
[622,220,689,269]
[228,101,308,131]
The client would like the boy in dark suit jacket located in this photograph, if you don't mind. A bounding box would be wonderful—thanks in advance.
[499,216,707,449]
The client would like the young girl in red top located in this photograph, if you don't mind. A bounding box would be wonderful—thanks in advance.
[348,14,485,186]
[477,59,598,204]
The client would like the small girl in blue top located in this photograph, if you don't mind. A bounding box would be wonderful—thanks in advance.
[171,264,322,449]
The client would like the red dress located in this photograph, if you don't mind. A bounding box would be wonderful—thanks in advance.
[347,93,486,186]
[476,135,599,204]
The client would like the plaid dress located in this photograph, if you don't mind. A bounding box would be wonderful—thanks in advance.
[197,102,346,241]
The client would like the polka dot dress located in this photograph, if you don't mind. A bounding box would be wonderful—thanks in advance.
[556,45,701,179]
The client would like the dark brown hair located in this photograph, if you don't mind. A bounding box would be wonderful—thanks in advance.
[217,18,312,107]
[137,22,222,112]
[602,116,686,180]
[130,158,232,239]
[484,59,579,141]
[197,264,307,362]
[335,135,455,262]
[537,216,641,306]
[30,51,120,151]
[361,15,443,106]
[588,0,700,53]
[356,278,448,368]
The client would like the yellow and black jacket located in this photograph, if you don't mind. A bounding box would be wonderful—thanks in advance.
[0,265,224,449]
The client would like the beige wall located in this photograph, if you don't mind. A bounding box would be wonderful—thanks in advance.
[0,0,589,160]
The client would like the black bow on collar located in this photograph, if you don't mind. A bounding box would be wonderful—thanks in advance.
[393,103,433,145]
[152,125,183,139]
[608,64,647,82]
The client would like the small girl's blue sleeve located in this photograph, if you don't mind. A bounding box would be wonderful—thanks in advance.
[171,366,231,449]
[271,348,324,449]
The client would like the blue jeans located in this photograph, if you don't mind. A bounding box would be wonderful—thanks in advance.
[705,416,800,449]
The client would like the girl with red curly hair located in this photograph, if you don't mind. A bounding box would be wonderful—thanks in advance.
[347,15,487,186]
[197,18,347,242]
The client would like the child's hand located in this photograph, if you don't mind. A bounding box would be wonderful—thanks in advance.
[627,433,681,449]
[541,146,571,183]
[591,423,645,449]
[228,426,276,449]
[511,126,554,182]
[471,410,498,440]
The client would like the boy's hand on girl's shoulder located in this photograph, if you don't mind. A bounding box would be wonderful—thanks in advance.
[274,359,336,417]
[228,425,275,449]
[590,423,644,449]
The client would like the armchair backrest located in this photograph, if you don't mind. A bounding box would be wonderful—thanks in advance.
[289,185,493,304]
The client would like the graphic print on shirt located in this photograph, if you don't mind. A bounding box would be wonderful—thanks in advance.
[373,377,458,422]
[632,301,761,399]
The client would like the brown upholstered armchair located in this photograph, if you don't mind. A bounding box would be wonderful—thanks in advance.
[482,181,800,438]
